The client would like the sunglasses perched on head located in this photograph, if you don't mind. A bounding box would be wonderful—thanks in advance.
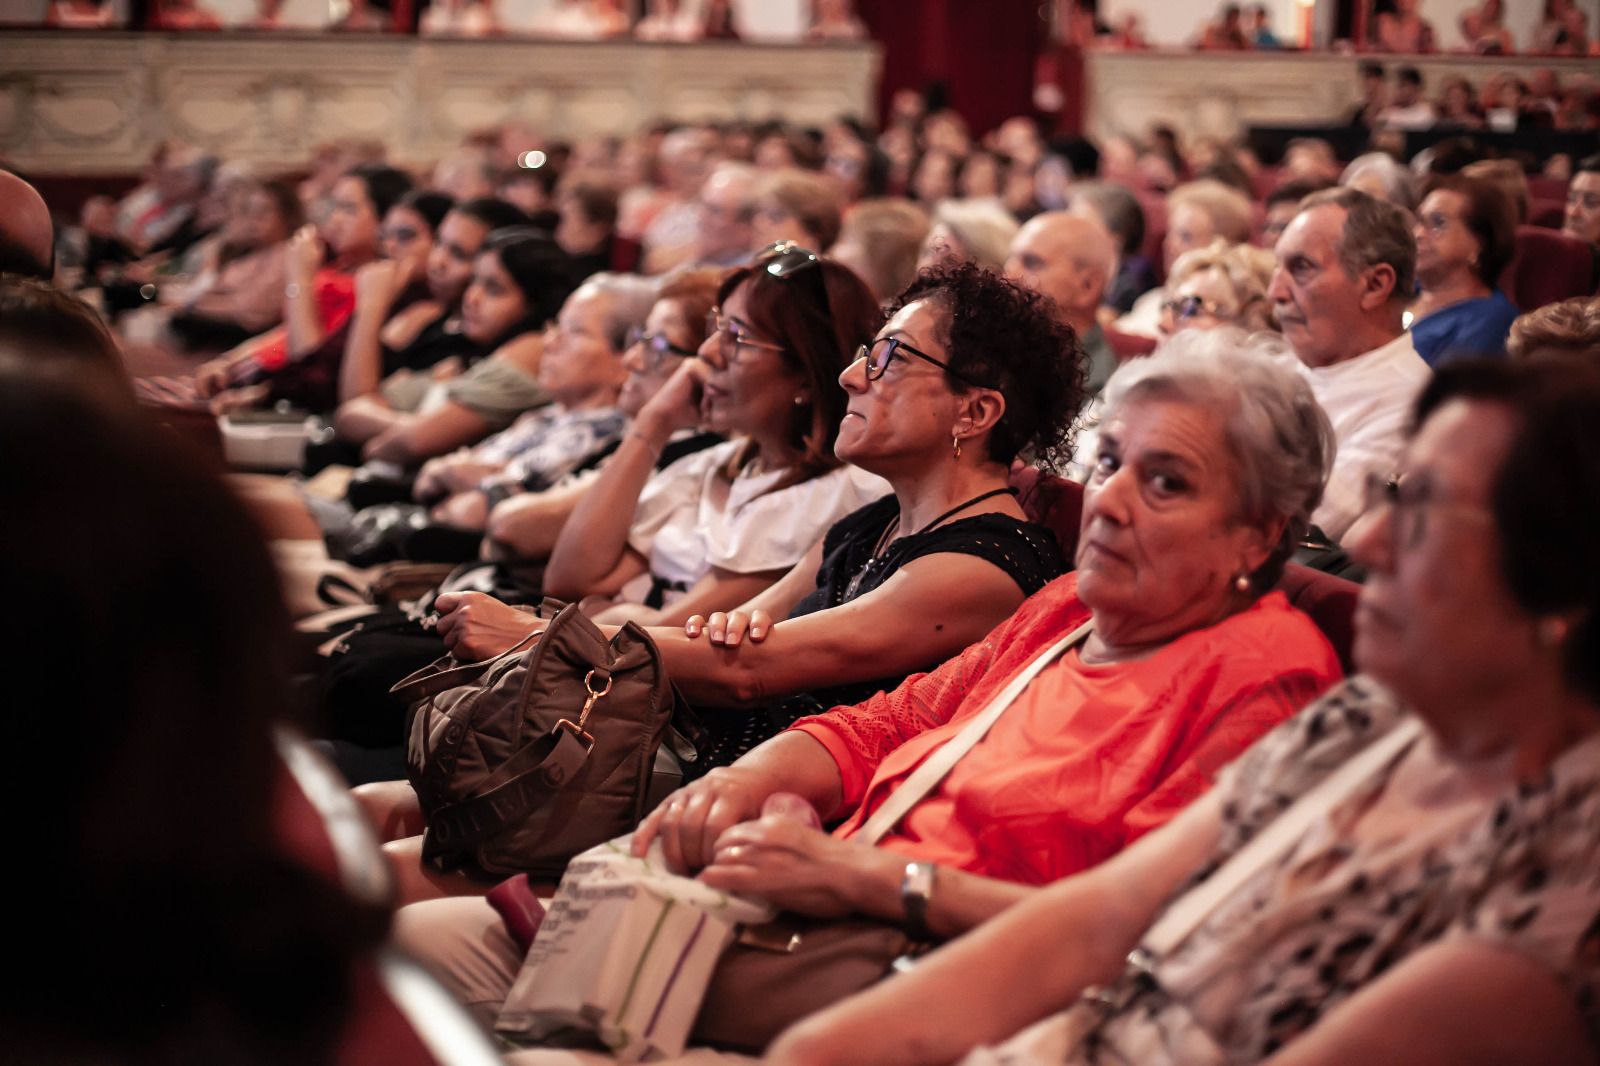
[1159,294,1230,322]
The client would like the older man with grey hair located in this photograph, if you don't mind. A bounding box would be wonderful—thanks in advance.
[1269,186,1430,542]
[1005,211,1154,397]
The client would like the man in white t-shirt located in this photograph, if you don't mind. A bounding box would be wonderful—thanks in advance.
[1376,65,1438,131]
[1269,187,1430,542]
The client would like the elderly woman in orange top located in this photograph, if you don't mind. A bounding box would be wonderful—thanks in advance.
[396,329,1345,1041]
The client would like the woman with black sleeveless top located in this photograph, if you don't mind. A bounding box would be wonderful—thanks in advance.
[436,262,1087,767]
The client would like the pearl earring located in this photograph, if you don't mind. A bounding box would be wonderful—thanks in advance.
[1234,573,1252,593]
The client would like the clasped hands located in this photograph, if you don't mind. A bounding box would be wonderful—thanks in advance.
[632,769,898,919]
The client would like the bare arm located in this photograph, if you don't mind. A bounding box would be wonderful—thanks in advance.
[1262,941,1596,1066]
[653,553,1031,708]
[543,431,665,600]
[193,327,283,398]
[767,792,1225,1066]
[362,400,489,466]
[719,536,826,623]
[283,227,328,358]
[481,474,596,560]
[339,259,427,403]
[546,358,704,600]
[332,393,406,444]
[596,565,785,629]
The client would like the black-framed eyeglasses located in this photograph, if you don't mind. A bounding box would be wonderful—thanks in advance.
[625,327,698,367]
[1361,471,1493,550]
[855,335,985,388]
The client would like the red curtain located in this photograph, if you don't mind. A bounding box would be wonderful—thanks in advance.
[856,0,1047,136]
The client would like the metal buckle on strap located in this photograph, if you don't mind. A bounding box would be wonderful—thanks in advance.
[553,717,595,750]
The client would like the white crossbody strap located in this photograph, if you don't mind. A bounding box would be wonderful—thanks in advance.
[1139,714,1425,960]
[857,617,1096,846]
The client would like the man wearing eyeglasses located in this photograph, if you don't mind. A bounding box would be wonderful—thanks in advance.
[690,162,761,270]
[1269,187,1430,543]
[1004,212,1155,399]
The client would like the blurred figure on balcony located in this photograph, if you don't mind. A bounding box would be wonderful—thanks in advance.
[1377,66,1439,130]
[1374,0,1435,52]
[420,0,498,37]
[808,0,866,41]
[1198,3,1250,50]
[1245,4,1281,48]
[634,0,700,41]
[44,0,117,27]
[702,0,739,39]
[1459,0,1514,54]
[149,0,221,29]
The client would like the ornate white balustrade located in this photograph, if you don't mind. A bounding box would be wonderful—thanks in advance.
[1084,49,1600,145]
[0,31,880,173]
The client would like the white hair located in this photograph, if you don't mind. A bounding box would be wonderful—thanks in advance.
[1100,326,1336,585]
[932,197,1021,273]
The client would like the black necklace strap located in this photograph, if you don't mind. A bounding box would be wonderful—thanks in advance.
[911,486,1019,538]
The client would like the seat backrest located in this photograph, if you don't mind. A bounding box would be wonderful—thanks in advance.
[1500,225,1599,311]
[1273,563,1360,675]
[335,952,504,1066]
[1010,465,1084,561]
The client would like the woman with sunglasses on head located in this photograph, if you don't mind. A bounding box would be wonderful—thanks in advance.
[532,242,890,628]
[1155,239,1277,341]
[438,262,1079,769]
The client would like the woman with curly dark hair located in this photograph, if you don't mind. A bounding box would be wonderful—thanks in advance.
[434,261,1086,768]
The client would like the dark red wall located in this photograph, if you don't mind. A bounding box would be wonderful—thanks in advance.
[857,0,1047,135]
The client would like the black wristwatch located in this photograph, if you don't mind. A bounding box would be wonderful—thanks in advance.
[900,861,936,941]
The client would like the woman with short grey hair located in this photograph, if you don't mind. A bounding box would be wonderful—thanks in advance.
[1099,326,1336,591]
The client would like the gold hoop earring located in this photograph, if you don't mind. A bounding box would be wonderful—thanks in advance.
[951,432,962,460]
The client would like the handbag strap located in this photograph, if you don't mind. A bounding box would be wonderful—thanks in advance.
[856,617,1096,846]
[1138,715,1425,961]
[427,723,595,849]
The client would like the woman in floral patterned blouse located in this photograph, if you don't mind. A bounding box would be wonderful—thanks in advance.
[771,355,1600,1066]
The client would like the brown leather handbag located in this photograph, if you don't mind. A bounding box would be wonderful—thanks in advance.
[392,598,690,879]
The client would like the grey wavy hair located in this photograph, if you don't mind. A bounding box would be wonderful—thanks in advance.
[930,198,1020,273]
[1099,326,1336,590]
[1339,152,1418,214]
[578,272,660,350]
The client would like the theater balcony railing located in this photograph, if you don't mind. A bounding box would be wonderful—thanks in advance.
[0,30,880,175]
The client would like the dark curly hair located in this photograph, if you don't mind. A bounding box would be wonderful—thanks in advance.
[883,261,1087,469]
